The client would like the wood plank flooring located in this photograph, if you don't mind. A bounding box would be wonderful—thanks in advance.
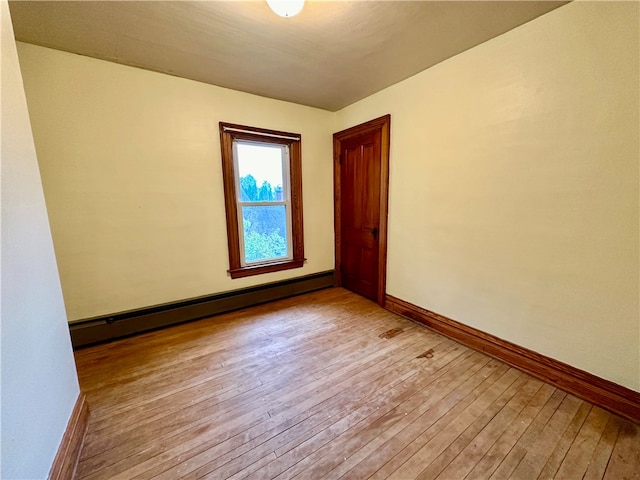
[74,288,640,480]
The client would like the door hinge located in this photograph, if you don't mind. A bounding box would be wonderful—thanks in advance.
[338,154,342,165]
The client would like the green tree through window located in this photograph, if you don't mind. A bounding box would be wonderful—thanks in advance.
[240,176,288,262]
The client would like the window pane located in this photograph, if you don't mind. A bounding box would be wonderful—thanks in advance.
[242,205,289,264]
[237,142,284,202]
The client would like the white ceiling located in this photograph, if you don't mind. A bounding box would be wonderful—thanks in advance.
[9,1,568,111]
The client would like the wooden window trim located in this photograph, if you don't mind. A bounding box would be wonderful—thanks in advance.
[219,122,304,279]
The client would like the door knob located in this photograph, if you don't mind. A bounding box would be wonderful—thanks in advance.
[370,227,378,239]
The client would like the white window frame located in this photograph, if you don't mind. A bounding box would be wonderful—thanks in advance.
[232,140,294,267]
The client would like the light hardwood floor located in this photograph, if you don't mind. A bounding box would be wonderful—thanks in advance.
[74,288,640,480]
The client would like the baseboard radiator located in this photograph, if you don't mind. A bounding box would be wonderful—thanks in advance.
[70,270,335,348]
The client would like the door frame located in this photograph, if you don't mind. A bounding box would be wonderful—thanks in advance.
[333,114,391,306]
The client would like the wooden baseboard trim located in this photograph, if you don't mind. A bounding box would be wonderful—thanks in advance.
[70,270,335,348]
[385,294,640,424]
[49,393,89,480]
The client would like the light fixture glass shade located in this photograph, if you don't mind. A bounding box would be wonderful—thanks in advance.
[266,0,305,18]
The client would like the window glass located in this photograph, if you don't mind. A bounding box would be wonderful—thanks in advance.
[242,205,289,263]
[236,143,284,202]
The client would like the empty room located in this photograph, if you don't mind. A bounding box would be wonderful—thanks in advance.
[2,0,639,479]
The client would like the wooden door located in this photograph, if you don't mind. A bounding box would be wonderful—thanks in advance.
[334,115,390,305]
[340,132,381,300]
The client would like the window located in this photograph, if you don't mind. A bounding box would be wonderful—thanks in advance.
[219,122,304,278]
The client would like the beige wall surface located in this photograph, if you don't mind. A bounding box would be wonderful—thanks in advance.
[337,1,639,390]
[17,43,335,321]
[1,1,80,477]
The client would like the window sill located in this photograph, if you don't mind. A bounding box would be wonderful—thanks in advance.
[229,258,305,279]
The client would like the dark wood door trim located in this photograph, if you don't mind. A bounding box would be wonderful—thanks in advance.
[333,114,390,306]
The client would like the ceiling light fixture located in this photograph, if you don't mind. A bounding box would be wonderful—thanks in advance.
[266,0,305,18]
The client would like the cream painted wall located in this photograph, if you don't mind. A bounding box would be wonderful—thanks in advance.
[1,1,80,477]
[16,43,335,322]
[337,1,639,390]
